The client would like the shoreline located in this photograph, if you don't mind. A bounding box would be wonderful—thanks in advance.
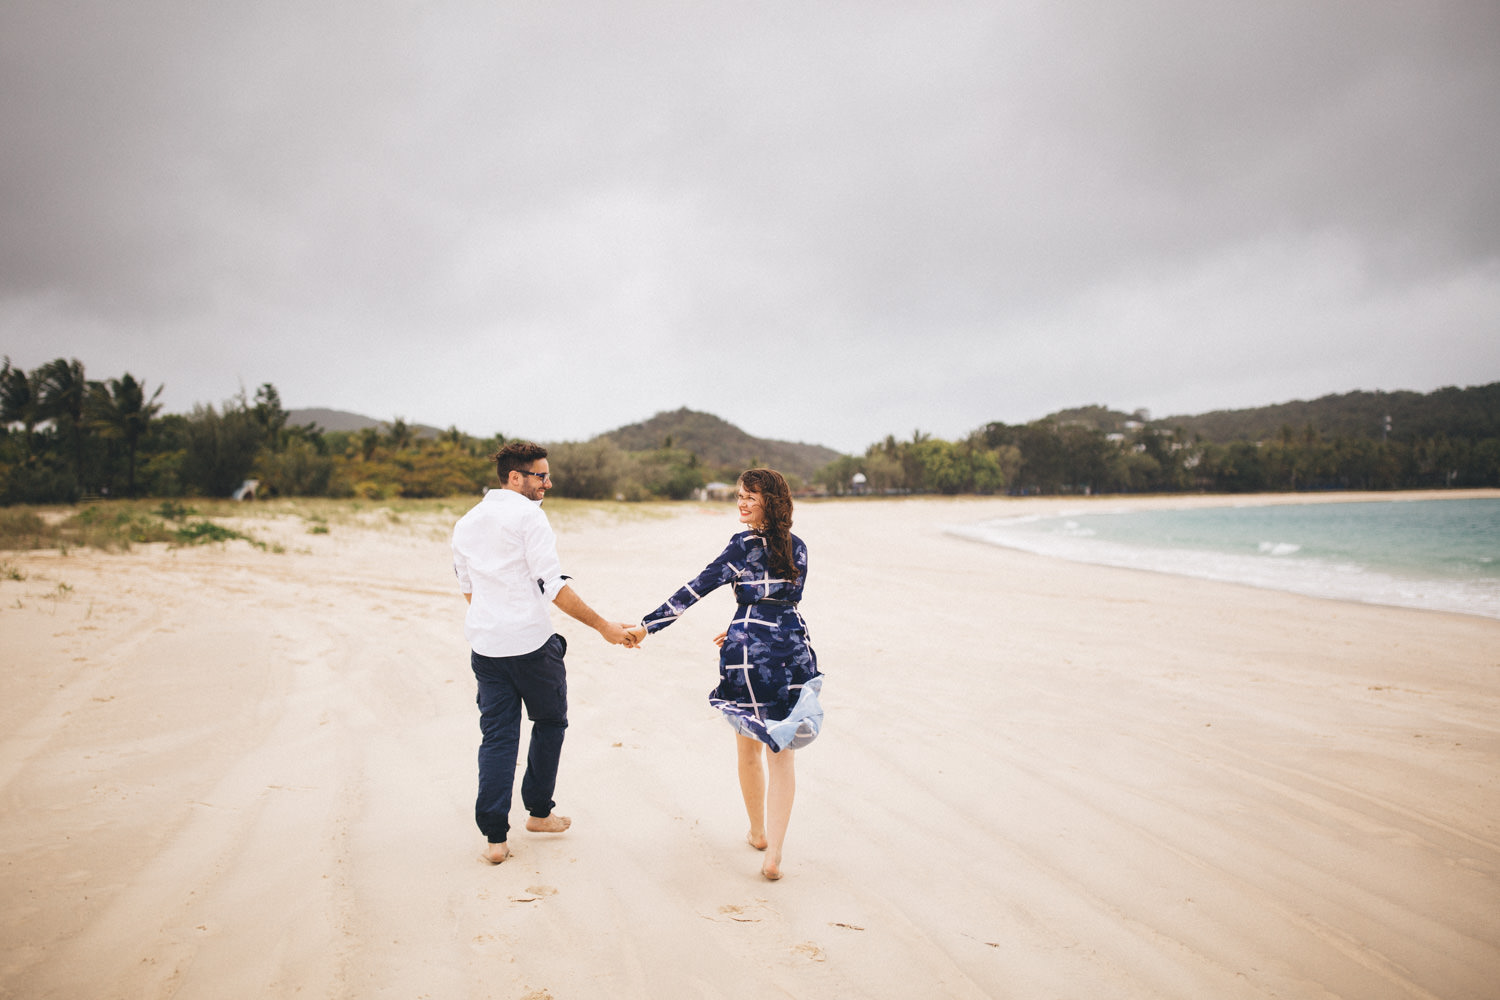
[934,488,1500,622]
[804,485,1500,509]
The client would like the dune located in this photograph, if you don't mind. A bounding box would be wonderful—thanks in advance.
[1,493,1496,998]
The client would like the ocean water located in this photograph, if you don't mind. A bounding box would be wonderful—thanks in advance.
[950,497,1500,620]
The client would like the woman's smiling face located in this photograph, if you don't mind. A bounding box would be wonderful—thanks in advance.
[737,486,764,529]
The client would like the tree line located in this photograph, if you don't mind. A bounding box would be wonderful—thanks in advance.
[0,357,724,504]
[3,357,1496,504]
[813,399,1500,495]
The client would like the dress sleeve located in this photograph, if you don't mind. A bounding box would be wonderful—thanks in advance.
[641,536,744,633]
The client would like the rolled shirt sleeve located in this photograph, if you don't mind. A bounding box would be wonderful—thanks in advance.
[453,547,473,596]
[524,514,569,602]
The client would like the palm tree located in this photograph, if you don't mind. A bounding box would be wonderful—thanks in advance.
[358,426,380,461]
[387,417,415,451]
[0,357,42,462]
[91,373,164,497]
[37,358,89,489]
[253,383,288,452]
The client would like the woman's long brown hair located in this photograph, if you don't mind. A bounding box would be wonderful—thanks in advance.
[740,468,799,584]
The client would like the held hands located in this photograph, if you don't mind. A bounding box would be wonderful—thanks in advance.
[599,620,646,648]
[611,625,717,649]
[599,621,639,647]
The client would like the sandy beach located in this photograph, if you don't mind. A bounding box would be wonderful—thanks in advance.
[2,492,1497,999]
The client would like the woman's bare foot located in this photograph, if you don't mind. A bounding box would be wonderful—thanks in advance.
[480,842,510,865]
[747,830,768,851]
[760,851,783,880]
[525,812,572,833]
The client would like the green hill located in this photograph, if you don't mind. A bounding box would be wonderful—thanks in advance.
[286,408,443,438]
[1018,385,1500,444]
[596,408,843,481]
[1042,404,1145,433]
[1152,383,1500,443]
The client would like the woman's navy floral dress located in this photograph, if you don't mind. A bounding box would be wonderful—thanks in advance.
[642,530,823,751]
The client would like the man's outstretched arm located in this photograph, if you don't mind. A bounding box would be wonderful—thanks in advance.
[553,584,631,645]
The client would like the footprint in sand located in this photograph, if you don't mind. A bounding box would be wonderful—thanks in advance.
[511,885,559,903]
[793,941,826,962]
[716,903,762,923]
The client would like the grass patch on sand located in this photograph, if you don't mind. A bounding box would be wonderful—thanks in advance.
[0,501,271,552]
[0,495,714,552]
[0,508,51,549]
[223,495,697,531]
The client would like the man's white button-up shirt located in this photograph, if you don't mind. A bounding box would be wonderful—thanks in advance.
[452,488,568,657]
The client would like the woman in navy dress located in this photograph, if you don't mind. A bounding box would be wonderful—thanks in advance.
[625,468,822,880]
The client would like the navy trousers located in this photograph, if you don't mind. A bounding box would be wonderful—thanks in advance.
[471,634,568,843]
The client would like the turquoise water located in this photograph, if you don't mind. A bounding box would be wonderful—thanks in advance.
[952,498,1500,619]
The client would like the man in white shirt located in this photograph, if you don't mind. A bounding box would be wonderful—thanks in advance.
[452,441,632,864]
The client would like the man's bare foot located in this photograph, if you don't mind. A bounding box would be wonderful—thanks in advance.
[525,812,572,833]
[480,842,510,865]
[746,831,768,851]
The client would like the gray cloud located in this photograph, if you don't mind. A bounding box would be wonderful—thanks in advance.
[3,1,1497,451]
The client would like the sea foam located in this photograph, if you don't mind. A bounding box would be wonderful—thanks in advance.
[951,499,1500,620]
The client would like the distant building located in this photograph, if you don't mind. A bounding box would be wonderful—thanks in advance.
[695,481,736,501]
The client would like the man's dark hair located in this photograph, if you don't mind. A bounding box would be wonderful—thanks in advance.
[493,440,548,481]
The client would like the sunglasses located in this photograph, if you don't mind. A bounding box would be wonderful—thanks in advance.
[519,470,552,482]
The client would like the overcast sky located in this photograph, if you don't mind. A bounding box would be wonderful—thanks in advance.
[2,2,1497,453]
